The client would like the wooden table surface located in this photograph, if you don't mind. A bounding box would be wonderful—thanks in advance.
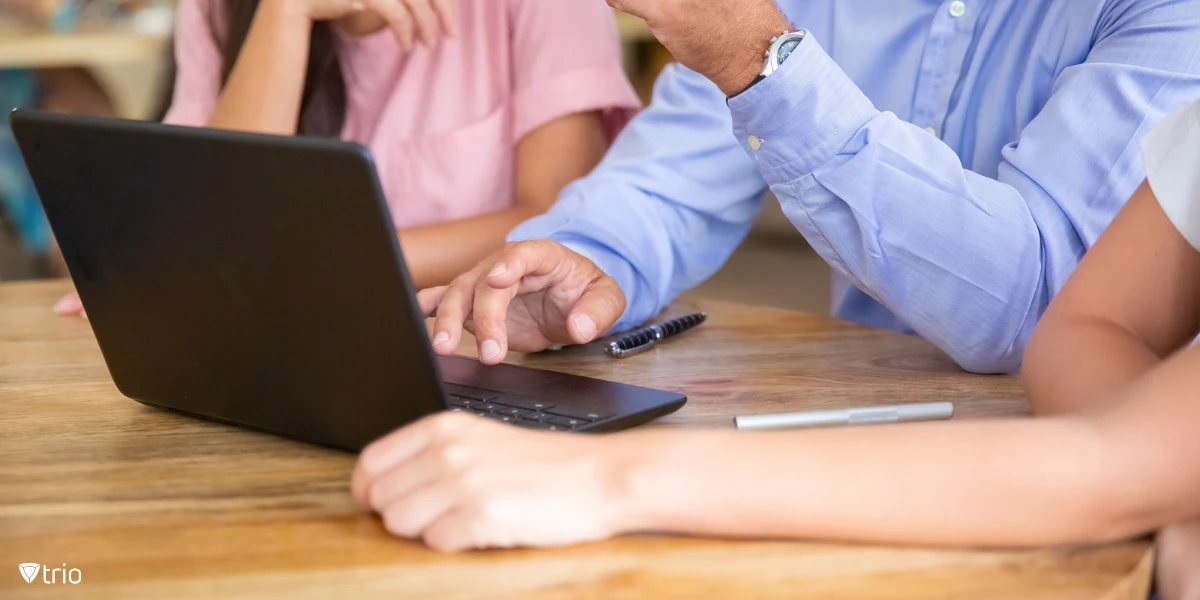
[0,280,1153,599]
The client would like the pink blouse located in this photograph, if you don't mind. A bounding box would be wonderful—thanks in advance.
[165,0,641,228]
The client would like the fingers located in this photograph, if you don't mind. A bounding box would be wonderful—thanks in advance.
[568,277,626,344]
[469,277,517,365]
[430,276,477,355]
[361,445,443,512]
[366,0,415,50]
[379,483,462,541]
[417,287,446,317]
[483,240,567,291]
[353,413,454,503]
[485,241,624,344]
[422,509,484,553]
[428,0,458,37]
[399,0,439,46]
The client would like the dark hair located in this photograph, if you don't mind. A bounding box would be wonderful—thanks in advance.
[217,0,347,137]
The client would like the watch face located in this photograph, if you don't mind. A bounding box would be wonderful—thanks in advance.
[777,38,802,65]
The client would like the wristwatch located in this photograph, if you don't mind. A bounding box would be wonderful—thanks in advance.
[734,30,806,97]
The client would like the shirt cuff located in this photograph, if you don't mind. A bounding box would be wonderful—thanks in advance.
[507,221,641,333]
[1142,99,1200,252]
[726,33,878,184]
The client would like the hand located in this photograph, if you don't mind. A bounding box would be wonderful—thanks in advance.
[607,0,792,95]
[53,291,86,320]
[265,0,457,51]
[351,412,635,552]
[419,240,626,365]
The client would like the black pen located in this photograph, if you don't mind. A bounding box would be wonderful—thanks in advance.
[605,313,707,359]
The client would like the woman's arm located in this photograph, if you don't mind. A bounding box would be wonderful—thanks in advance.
[353,341,1200,551]
[398,110,608,289]
[1021,181,1200,415]
[207,0,453,134]
[206,0,314,134]
[621,342,1200,548]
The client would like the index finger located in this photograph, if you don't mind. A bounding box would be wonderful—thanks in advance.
[429,0,458,36]
[484,240,570,290]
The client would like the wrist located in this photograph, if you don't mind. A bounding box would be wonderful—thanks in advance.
[710,9,794,96]
[604,431,700,535]
[260,0,314,27]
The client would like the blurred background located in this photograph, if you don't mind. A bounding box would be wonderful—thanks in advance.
[0,3,830,313]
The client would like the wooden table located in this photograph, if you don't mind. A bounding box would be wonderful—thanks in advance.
[0,281,1153,599]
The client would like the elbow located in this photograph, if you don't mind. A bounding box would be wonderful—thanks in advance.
[931,303,1038,375]
[946,343,1023,375]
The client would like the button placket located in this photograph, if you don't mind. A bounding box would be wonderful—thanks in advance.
[909,1,983,140]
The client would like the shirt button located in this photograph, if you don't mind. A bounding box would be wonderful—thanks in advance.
[949,1,967,17]
[747,135,762,151]
[924,126,939,136]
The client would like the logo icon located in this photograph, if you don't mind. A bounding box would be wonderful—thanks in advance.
[18,563,40,584]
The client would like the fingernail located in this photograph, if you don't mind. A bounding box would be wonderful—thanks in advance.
[432,332,450,347]
[574,314,597,341]
[480,340,501,361]
[352,1,365,9]
[488,263,507,278]
[53,297,72,313]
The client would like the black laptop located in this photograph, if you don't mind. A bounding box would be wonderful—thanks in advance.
[10,110,686,451]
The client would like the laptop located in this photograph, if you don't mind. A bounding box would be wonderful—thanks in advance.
[10,110,686,451]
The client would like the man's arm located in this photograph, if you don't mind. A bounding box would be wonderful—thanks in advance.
[723,1,1200,373]
[508,65,768,332]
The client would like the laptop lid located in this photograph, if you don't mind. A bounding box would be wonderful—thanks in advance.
[11,110,447,451]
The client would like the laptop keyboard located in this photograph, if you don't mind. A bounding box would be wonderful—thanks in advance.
[446,393,615,431]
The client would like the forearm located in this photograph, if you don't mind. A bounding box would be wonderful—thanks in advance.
[207,0,311,134]
[617,344,1200,548]
[617,419,1129,548]
[402,206,544,289]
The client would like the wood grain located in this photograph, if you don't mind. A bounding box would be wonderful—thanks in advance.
[0,280,1153,599]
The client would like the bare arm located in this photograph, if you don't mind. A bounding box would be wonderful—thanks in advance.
[399,111,608,289]
[618,341,1200,548]
[352,340,1200,551]
[206,0,312,134]
[207,0,452,134]
[1022,181,1200,415]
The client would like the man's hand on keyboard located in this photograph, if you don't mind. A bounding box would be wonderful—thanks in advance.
[419,240,626,365]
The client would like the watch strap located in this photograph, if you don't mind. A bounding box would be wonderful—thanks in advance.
[730,75,767,99]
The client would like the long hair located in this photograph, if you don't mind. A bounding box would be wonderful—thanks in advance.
[216,0,347,137]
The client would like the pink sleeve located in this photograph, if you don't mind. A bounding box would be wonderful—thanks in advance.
[507,0,642,142]
[162,0,224,127]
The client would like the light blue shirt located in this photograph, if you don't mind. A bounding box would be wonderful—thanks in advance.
[510,0,1200,373]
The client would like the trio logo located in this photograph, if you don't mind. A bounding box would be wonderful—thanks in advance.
[17,563,82,585]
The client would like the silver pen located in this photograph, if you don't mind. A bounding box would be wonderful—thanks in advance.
[735,402,955,431]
